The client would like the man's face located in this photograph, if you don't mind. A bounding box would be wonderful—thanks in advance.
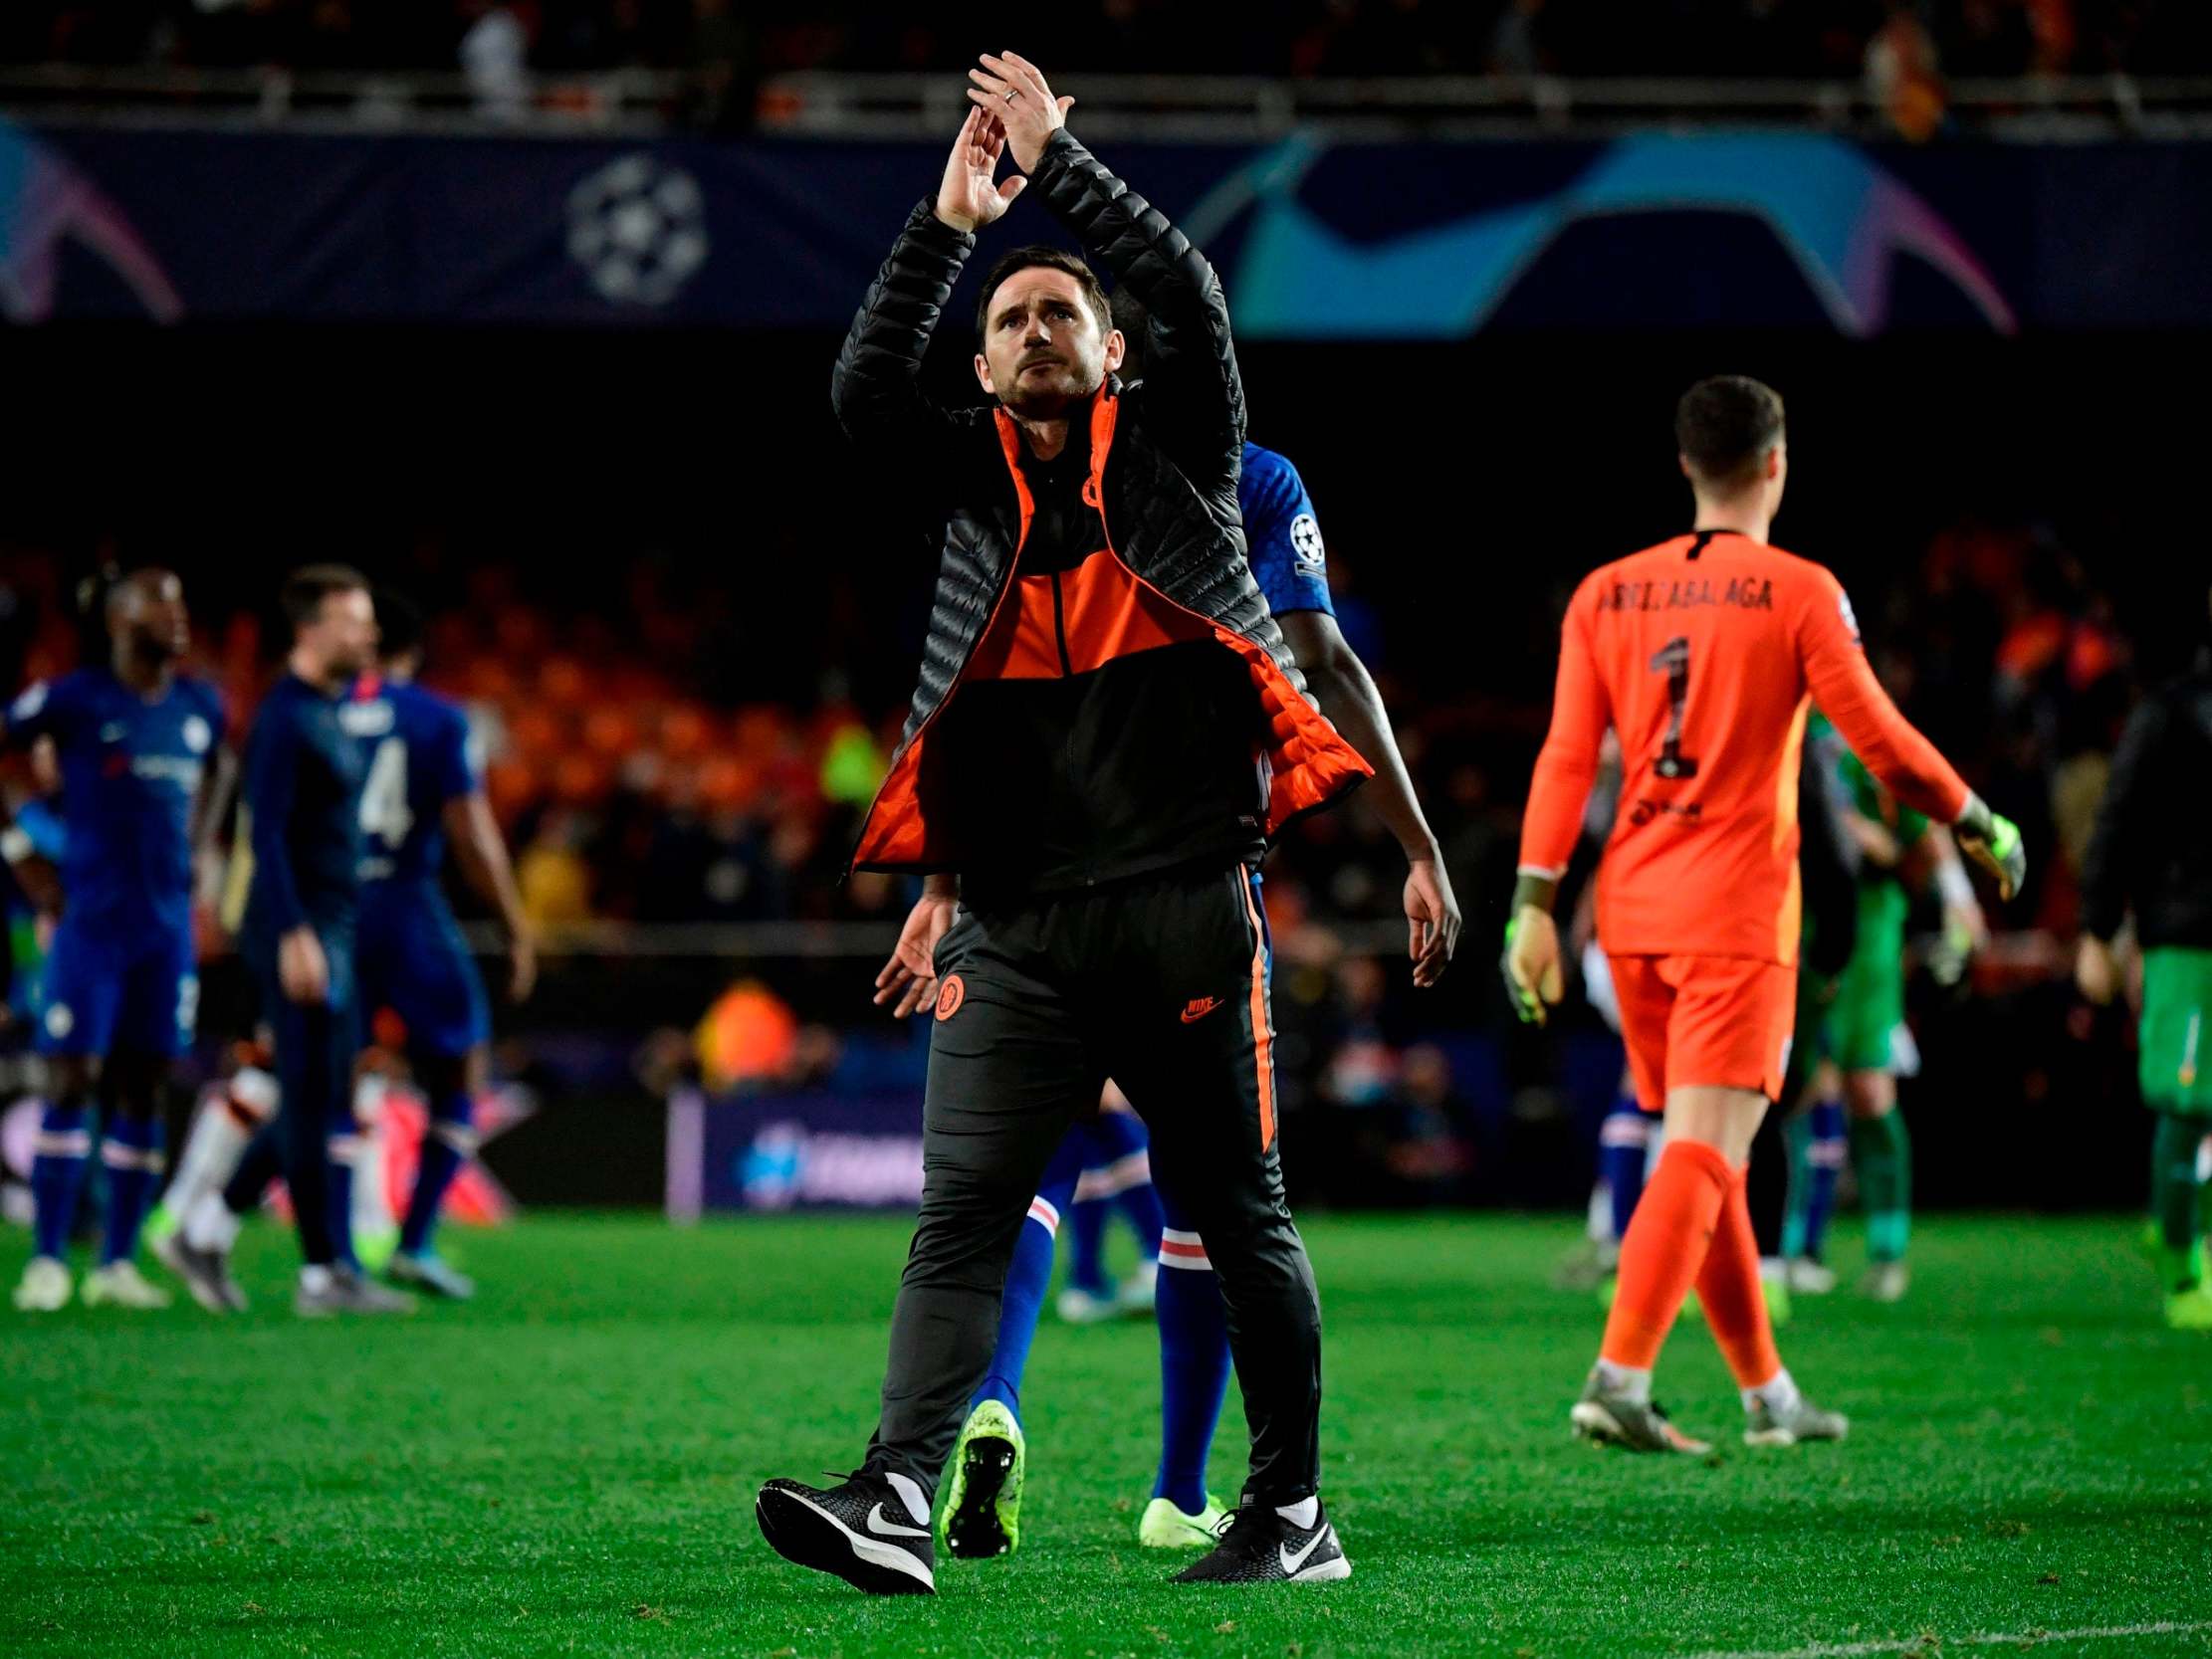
[308,587,379,681]
[974,267,1124,419]
[111,570,189,661]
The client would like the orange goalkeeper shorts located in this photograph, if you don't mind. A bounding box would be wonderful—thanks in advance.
[1608,953,1798,1112]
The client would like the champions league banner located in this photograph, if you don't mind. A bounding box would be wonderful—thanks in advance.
[7,116,2210,333]
[666,1086,924,1218]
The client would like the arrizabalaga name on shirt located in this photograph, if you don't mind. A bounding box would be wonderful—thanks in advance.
[1595,576,1775,614]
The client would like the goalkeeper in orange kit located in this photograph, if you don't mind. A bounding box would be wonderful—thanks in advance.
[1503,376,2025,1452]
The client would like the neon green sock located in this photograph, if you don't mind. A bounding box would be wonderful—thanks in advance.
[2151,1112,2205,1293]
[1850,1109,1911,1263]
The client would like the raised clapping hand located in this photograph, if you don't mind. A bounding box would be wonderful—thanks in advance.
[966,52,1074,175]
[934,106,1028,234]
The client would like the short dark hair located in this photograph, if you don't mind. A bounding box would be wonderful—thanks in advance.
[374,588,425,662]
[975,246,1111,339]
[1675,376,1786,488]
[281,563,369,632]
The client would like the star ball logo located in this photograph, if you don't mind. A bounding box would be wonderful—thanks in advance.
[566,154,710,308]
[1289,513,1325,571]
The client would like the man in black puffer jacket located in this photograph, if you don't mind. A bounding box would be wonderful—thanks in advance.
[755,54,1369,1595]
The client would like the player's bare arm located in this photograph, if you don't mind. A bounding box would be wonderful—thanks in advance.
[1913,823,1990,948]
[1843,805,1905,871]
[444,790,538,1003]
[1278,609,1459,987]
[1503,595,1608,1026]
[189,743,239,929]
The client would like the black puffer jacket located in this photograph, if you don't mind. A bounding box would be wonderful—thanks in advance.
[833,130,1369,875]
[2081,652,2212,949]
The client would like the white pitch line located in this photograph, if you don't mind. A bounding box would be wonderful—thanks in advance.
[1683,1620,2212,1659]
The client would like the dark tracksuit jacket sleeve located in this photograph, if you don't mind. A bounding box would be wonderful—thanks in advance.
[829,199,982,487]
[1031,130,1245,494]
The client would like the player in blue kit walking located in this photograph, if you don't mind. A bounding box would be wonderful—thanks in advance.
[353,594,536,1299]
[156,594,538,1303]
[164,565,412,1317]
[8,569,231,1314]
[877,289,1461,1556]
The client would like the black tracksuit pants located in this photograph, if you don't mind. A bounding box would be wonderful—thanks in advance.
[862,860,1323,1507]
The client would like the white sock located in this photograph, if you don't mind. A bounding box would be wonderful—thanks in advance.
[1759,1256,1788,1286]
[1744,1367,1801,1416]
[1274,1496,1320,1531]
[163,1099,253,1222]
[351,1119,392,1241]
[1586,1180,1611,1244]
[183,1189,242,1253]
[299,1264,333,1295]
[1595,1359,1653,1404]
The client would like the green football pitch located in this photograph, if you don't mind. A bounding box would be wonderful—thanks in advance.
[5,1213,2209,1659]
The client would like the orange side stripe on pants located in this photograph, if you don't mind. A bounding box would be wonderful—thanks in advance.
[1237,870,1276,1152]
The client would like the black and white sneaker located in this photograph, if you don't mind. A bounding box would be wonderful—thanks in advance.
[294,1265,415,1318]
[153,1231,248,1314]
[1570,1368,1713,1455]
[1171,1500,1350,1585]
[756,1469,936,1596]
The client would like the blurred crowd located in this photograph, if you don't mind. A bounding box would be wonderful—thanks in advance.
[645,508,2154,1206]
[11,1,2212,91]
[0,513,2142,954]
[0,511,2167,1206]
[484,518,2136,954]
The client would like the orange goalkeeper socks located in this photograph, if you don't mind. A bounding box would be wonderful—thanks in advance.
[1695,1163,1785,1391]
[1598,1138,1733,1372]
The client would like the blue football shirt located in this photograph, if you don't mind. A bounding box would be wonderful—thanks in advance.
[4,668,222,934]
[1241,441,1334,620]
[239,673,374,939]
[357,680,479,887]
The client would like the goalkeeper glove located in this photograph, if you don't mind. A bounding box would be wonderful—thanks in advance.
[1501,909,1564,1026]
[1955,796,2026,903]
